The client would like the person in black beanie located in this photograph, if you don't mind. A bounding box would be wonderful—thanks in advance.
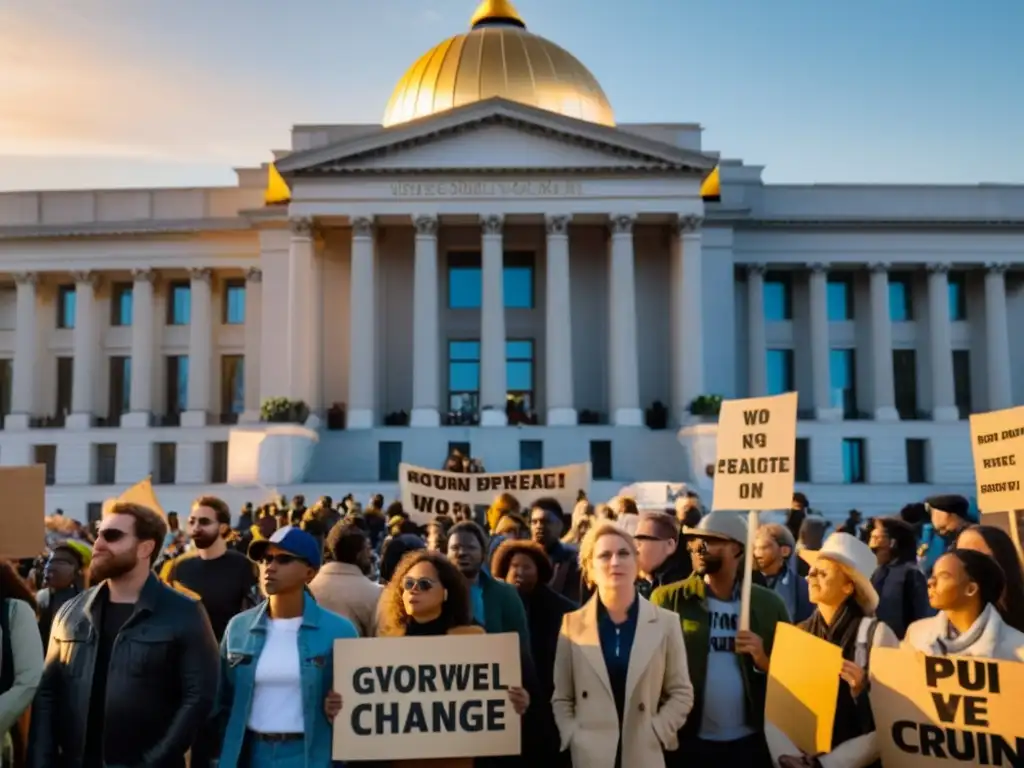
[927,494,972,541]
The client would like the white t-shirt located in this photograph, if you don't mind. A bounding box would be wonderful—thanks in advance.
[699,596,755,742]
[247,617,305,734]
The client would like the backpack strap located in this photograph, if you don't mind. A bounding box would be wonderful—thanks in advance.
[854,617,880,671]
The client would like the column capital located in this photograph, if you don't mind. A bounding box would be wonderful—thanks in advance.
[609,214,635,236]
[245,267,263,283]
[808,262,828,276]
[351,216,375,238]
[545,215,569,236]
[290,217,314,238]
[71,270,99,288]
[926,262,950,275]
[676,214,703,234]
[985,262,1010,275]
[480,214,503,236]
[414,215,438,237]
[188,267,212,284]
[131,268,156,284]
[13,272,38,287]
[867,262,891,275]
[745,263,767,278]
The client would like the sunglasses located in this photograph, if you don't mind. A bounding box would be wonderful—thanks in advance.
[402,577,437,593]
[686,541,709,555]
[97,528,129,543]
[259,554,304,566]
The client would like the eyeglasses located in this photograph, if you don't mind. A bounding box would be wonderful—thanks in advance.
[188,517,216,527]
[686,541,709,556]
[403,577,437,593]
[97,528,129,543]
[260,554,303,566]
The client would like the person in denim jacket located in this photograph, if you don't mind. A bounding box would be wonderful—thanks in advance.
[218,526,357,767]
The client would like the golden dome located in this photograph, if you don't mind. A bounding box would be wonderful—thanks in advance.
[382,0,614,128]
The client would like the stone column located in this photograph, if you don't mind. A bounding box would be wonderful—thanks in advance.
[746,264,768,397]
[670,215,705,424]
[927,263,959,421]
[479,214,508,426]
[545,215,576,425]
[808,263,838,420]
[7,273,38,429]
[347,217,377,429]
[123,269,156,427]
[410,216,441,426]
[286,218,315,407]
[67,271,98,430]
[868,263,898,421]
[984,263,1012,411]
[182,267,212,427]
[241,267,263,423]
[608,214,642,426]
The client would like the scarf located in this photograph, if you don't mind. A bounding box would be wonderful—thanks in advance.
[935,603,1000,657]
[800,599,876,751]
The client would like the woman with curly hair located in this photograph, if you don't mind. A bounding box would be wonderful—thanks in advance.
[1,560,43,768]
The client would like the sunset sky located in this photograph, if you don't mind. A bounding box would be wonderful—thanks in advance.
[1,0,1021,190]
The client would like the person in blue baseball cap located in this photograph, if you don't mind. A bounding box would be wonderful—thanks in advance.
[217,526,358,767]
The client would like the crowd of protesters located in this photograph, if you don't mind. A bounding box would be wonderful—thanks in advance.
[2,455,1024,767]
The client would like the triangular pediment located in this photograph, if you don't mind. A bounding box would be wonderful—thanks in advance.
[275,98,716,176]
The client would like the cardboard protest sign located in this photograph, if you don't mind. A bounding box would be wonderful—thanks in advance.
[869,648,1024,767]
[0,465,46,558]
[712,392,798,512]
[617,481,690,511]
[969,405,1024,514]
[332,632,521,762]
[102,476,166,518]
[765,623,843,755]
[399,462,590,526]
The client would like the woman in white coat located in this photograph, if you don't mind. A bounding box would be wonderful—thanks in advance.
[766,533,898,768]
[904,548,1024,661]
[552,520,694,768]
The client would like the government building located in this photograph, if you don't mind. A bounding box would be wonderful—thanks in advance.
[0,0,1020,521]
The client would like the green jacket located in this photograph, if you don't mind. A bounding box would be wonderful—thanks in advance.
[651,573,790,741]
[478,570,532,651]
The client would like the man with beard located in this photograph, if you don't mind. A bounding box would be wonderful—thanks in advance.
[529,498,582,602]
[652,511,789,768]
[29,502,218,768]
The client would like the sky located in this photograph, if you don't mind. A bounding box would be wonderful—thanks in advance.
[1,0,1022,191]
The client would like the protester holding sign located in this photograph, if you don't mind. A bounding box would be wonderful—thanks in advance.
[552,521,694,768]
[767,533,899,768]
[903,549,1024,661]
[0,561,42,768]
[217,526,359,768]
[954,524,1024,632]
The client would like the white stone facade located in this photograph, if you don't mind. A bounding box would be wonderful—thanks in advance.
[0,101,1021,522]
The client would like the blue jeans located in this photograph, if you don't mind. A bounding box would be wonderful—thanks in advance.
[242,736,305,768]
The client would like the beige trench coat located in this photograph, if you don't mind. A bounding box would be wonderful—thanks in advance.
[552,595,694,768]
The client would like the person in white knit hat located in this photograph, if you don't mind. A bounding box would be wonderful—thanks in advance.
[766,532,899,768]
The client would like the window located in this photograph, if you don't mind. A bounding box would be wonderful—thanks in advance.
[154,443,176,485]
[829,349,858,417]
[210,442,229,483]
[763,272,792,321]
[766,349,794,396]
[86,502,102,528]
[34,444,56,485]
[794,438,810,483]
[889,274,913,321]
[111,283,133,326]
[95,444,116,485]
[108,356,131,422]
[446,252,535,309]
[827,276,854,321]
[220,355,245,422]
[167,282,191,325]
[506,339,535,412]
[948,272,967,321]
[590,440,612,480]
[953,350,972,418]
[893,350,918,420]
[223,280,246,324]
[520,440,543,471]
[0,358,11,421]
[842,438,866,484]
[166,355,189,414]
[906,439,928,484]
[56,357,74,416]
[448,340,480,423]
[57,285,76,329]
[379,441,403,482]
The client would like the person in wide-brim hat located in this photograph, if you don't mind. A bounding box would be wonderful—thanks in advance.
[800,531,879,615]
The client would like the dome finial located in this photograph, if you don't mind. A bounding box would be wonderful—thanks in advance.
[470,0,525,29]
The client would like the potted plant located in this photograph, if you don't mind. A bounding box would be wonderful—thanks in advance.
[687,394,723,420]
[645,400,668,430]
[260,397,310,424]
[327,402,347,430]
[384,410,410,426]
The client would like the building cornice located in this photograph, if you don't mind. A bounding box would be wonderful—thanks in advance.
[729,217,1024,231]
[298,165,696,177]
[0,217,253,241]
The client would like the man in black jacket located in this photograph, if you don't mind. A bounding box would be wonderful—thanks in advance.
[29,501,219,768]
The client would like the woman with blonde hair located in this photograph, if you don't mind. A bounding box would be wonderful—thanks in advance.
[552,521,694,768]
[561,500,595,545]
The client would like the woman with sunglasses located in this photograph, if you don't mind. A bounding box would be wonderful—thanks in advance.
[218,526,358,767]
[372,550,529,766]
